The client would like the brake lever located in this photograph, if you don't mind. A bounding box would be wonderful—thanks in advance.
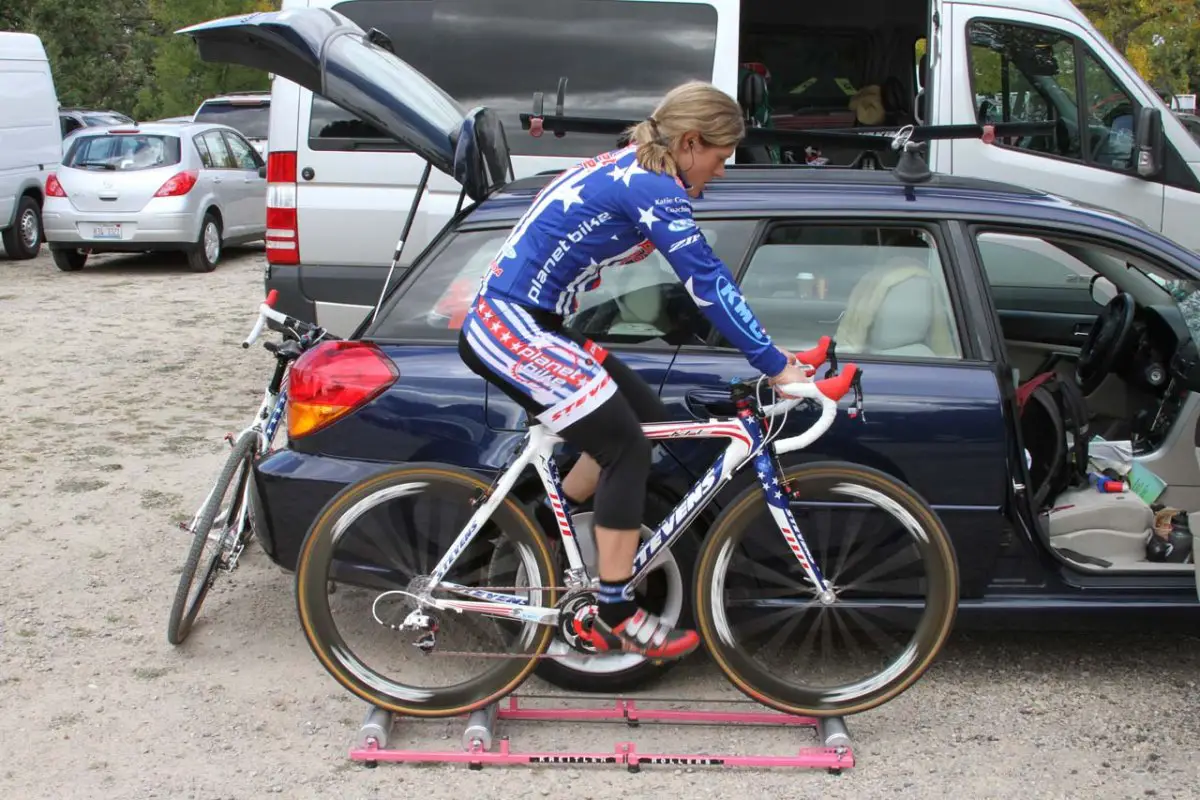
[848,371,865,421]
[824,340,840,380]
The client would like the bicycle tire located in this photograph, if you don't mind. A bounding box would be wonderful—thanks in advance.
[694,461,958,717]
[166,430,257,645]
[295,462,558,717]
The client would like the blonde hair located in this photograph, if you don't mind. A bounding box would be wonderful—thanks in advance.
[624,81,745,175]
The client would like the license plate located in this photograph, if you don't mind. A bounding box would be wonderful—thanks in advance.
[92,224,122,239]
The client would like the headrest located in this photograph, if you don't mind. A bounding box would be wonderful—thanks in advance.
[868,273,933,350]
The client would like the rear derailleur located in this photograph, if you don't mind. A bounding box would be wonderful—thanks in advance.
[371,584,441,654]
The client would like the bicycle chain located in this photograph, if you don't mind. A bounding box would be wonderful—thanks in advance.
[398,585,597,660]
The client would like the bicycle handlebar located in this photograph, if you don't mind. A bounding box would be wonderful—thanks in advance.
[241,290,324,348]
[760,364,863,456]
[794,335,833,370]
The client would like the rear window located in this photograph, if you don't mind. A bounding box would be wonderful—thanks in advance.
[194,102,270,139]
[63,134,182,172]
[311,0,719,156]
[367,229,510,341]
[83,112,134,127]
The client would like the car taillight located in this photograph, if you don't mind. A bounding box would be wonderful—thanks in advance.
[154,170,199,197]
[266,150,299,266]
[45,174,67,197]
[287,341,398,438]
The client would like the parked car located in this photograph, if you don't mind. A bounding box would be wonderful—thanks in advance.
[0,31,61,260]
[58,107,135,139]
[184,9,1200,696]
[193,92,270,155]
[42,121,267,272]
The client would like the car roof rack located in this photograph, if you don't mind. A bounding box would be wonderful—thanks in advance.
[518,77,1056,196]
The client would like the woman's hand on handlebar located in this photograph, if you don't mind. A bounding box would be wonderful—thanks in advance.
[767,362,812,399]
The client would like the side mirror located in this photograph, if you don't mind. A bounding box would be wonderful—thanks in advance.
[1091,274,1118,306]
[258,165,267,178]
[1133,107,1164,178]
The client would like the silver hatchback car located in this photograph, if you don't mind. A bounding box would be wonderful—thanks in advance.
[42,122,266,272]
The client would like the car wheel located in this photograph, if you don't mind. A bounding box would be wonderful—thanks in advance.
[187,213,221,273]
[51,248,87,272]
[2,196,43,260]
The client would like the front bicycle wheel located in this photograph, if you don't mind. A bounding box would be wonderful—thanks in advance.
[166,430,257,645]
[295,463,558,717]
[695,461,958,717]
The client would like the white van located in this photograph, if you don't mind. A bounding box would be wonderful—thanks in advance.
[0,32,62,260]
[259,0,1200,334]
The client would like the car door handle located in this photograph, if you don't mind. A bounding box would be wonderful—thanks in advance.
[685,389,737,419]
[212,176,222,184]
[1073,322,1092,337]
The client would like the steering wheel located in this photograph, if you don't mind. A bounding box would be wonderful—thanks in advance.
[1076,291,1136,395]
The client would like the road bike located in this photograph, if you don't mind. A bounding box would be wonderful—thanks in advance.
[166,290,333,645]
[292,337,959,717]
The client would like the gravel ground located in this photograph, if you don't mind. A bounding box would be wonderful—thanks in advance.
[2,246,1200,799]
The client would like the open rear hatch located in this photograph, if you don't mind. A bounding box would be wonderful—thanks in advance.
[177,8,510,202]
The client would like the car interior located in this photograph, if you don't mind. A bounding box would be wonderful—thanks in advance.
[734,0,928,168]
[987,233,1200,575]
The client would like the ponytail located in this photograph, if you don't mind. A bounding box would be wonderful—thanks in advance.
[623,82,745,176]
[624,117,679,176]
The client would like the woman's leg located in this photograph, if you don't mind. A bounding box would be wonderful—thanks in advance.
[457,303,696,659]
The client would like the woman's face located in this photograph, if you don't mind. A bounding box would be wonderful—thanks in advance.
[675,132,736,197]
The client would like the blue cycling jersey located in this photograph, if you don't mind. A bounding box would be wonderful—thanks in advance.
[478,145,788,378]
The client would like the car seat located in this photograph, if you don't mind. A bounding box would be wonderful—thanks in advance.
[835,259,957,357]
[1044,486,1158,568]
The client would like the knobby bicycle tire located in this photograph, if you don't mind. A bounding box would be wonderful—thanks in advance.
[166,430,257,645]
[694,461,959,717]
[294,462,559,717]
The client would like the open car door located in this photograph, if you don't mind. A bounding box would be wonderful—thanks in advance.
[177,8,510,201]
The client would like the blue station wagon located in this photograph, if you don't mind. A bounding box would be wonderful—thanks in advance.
[183,9,1200,694]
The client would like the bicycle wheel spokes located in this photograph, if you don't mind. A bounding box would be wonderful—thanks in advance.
[698,463,957,716]
[166,432,255,645]
[310,476,551,701]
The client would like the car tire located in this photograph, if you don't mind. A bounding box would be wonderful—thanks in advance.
[2,195,43,260]
[187,213,222,273]
[51,248,87,272]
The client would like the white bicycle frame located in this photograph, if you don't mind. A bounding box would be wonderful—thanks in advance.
[378,376,854,627]
[184,294,305,550]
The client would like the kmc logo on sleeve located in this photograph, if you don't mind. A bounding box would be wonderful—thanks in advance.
[715,275,771,346]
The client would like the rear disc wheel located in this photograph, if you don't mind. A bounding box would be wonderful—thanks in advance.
[295,463,558,717]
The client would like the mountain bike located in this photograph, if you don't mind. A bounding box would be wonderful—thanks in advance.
[166,290,333,645]
[292,337,959,718]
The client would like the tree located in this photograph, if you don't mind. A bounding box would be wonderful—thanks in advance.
[1077,0,1200,92]
[135,0,275,120]
[18,0,154,115]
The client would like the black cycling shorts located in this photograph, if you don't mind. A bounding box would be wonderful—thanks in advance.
[458,296,666,531]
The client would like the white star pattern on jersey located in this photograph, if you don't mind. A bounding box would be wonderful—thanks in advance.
[469,144,789,380]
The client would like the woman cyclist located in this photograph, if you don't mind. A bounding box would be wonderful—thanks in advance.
[458,81,809,661]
